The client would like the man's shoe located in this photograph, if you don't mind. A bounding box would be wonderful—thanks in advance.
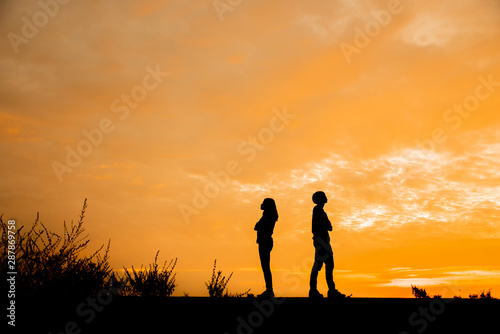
[328,289,347,299]
[309,289,324,299]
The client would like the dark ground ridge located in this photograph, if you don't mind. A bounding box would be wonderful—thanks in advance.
[13,296,500,334]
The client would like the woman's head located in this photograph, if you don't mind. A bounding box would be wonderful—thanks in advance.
[261,198,278,221]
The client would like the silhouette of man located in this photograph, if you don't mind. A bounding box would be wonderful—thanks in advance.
[254,198,278,299]
[309,191,345,299]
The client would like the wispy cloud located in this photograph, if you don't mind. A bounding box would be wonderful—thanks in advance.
[226,129,500,238]
[1,0,500,297]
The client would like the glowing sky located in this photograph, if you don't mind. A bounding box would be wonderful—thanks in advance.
[1,0,500,297]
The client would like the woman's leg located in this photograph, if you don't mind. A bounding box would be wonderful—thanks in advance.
[259,243,273,291]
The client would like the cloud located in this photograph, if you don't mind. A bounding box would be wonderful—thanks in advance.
[402,13,457,47]
[1,0,500,297]
[379,277,447,287]
[226,128,500,239]
[400,0,500,52]
[378,267,500,290]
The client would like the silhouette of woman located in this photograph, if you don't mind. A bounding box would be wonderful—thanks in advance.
[254,198,278,299]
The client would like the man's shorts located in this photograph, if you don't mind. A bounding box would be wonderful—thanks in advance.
[313,237,333,262]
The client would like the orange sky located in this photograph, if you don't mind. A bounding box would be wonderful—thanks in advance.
[1,0,500,297]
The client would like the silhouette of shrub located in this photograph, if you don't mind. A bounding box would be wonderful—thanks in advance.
[469,289,495,300]
[122,251,177,297]
[0,199,111,297]
[479,289,494,299]
[206,259,250,298]
[411,285,430,299]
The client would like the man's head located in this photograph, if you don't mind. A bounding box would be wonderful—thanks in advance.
[312,191,328,205]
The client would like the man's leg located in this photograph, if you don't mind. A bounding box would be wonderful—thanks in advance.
[309,259,323,290]
[325,255,335,291]
[326,255,347,298]
[310,238,326,293]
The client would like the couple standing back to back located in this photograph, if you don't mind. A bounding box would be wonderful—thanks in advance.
[253,191,346,299]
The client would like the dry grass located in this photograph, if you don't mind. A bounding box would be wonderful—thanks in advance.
[469,289,495,299]
[206,259,250,298]
[122,251,177,297]
[0,199,111,297]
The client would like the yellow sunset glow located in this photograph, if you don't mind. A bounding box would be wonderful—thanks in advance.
[1,0,500,298]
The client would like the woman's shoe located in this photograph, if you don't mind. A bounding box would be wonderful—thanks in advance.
[257,290,274,299]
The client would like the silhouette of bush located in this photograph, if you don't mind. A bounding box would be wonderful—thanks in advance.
[469,289,495,300]
[206,259,250,298]
[122,251,177,297]
[480,289,494,299]
[411,285,430,299]
[0,199,111,297]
